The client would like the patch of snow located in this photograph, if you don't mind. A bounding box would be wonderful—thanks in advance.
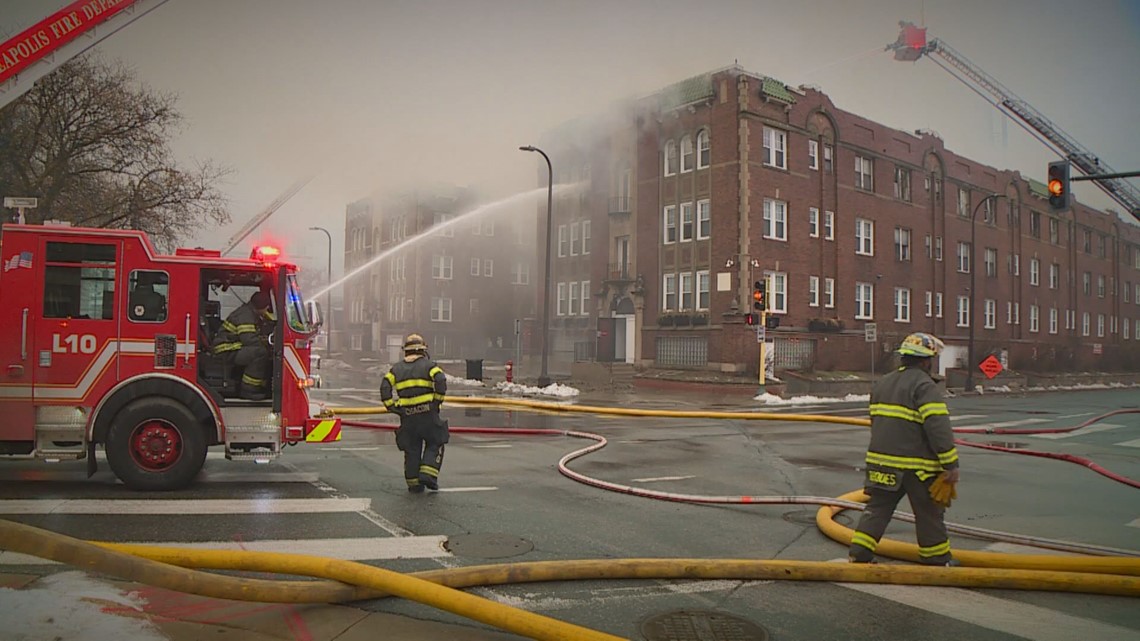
[753,392,869,405]
[494,381,581,398]
[2,571,165,641]
[446,374,486,386]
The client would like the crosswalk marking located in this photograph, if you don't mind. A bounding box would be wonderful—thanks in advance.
[1128,518,1140,529]
[954,418,1050,430]
[1117,438,1140,448]
[0,498,370,515]
[0,535,450,566]
[950,414,987,422]
[836,580,1137,641]
[1030,423,1123,440]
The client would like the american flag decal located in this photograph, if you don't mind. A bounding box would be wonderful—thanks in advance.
[4,251,32,272]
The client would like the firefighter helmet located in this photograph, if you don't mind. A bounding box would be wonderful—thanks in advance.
[403,333,428,353]
[897,332,945,358]
[250,291,271,310]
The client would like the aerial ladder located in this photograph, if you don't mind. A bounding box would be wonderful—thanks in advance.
[887,22,1140,222]
[220,176,315,256]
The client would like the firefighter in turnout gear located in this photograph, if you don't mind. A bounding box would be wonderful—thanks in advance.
[212,291,274,400]
[381,334,449,493]
[849,332,961,566]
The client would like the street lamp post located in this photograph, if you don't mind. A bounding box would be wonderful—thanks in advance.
[965,194,1004,392]
[309,226,333,354]
[520,145,554,387]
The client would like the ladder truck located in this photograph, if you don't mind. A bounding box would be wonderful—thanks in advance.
[888,21,1140,222]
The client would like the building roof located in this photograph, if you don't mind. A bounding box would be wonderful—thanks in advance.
[657,72,716,111]
[761,76,796,104]
[1027,178,1050,200]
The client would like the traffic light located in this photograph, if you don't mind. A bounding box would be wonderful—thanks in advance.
[745,313,757,326]
[1047,160,1070,211]
[752,280,766,311]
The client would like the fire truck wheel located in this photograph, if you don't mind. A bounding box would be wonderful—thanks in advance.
[105,397,208,492]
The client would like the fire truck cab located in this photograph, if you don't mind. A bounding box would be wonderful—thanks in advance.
[0,223,340,491]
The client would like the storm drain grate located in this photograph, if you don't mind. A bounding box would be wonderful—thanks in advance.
[641,610,769,641]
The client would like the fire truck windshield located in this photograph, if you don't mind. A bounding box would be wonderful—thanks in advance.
[285,273,310,333]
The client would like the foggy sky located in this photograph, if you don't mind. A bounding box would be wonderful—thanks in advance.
[3,0,1138,275]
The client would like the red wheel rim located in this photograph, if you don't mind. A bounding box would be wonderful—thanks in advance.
[128,420,184,471]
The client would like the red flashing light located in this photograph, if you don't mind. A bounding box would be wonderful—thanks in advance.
[252,245,282,263]
[1048,179,1064,197]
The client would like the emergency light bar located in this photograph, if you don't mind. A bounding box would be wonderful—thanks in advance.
[251,245,282,263]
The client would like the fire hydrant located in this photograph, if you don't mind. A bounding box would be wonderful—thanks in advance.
[505,360,513,383]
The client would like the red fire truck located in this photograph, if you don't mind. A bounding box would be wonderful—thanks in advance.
[0,222,341,491]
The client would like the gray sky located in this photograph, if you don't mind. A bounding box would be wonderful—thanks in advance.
[3,0,1139,273]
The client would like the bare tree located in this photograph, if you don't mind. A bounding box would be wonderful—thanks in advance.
[0,55,230,249]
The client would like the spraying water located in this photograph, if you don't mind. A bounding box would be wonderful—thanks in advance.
[313,185,572,301]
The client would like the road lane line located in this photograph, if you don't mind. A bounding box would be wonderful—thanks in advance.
[193,472,319,483]
[1057,412,1096,420]
[954,418,1050,430]
[316,446,381,451]
[1031,423,1123,440]
[471,444,513,449]
[433,486,497,493]
[1117,438,1140,448]
[631,475,696,483]
[0,535,451,565]
[836,579,1137,640]
[949,414,987,422]
[0,498,370,515]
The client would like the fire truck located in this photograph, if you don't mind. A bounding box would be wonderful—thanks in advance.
[0,222,341,491]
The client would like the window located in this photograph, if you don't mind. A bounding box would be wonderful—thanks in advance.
[470,298,480,315]
[824,278,835,308]
[893,166,911,201]
[432,255,453,280]
[697,130,710,169]
[582,220,591,255]
[663,206,677,244]
[1097,314,1105,337]
[763,127,787,169]
[935,236,943,262]
[808,208,820,238]
[569,282,580,315]
[483,259,493,277]
[1050,218,1060,245]
[957,242,971,273]
[1126,281,1132,303]
[894,288,911,322]
[1136,283,1140,304]
[664,140,678,176]
[558,225,568,256]
[470,258,481,276]
[510,262,530,285]
[808,140,819,170]
[958,188,970,217]
[763,199,787,241]
[433,212,455,237]
[855,282,874,320]
[128,270,168,323]
[662,274,677,311]
[581,280,590,316]
[765,271,788,313]
[1049,308,1058,334]
[1030,212,1041,238]
[1008,253,1020,276]
[350,334,363,351]
[855,155,874,191]
[957,296,970,328]
[680,202,694,242]
[1124,318,1130,340]
[680,272,694,310]
[894,227,911,261]
[1029,305,1039,333]
[925,291,933,317]
[1082,272,1091,296]
[697,271,710,310]
[1029,258,1039,285]
[1006,301,1020,325]
[430,297,452,322]
[983,198,995,225]
[697,200,711,239]
[43,242,116,320]
[855,218,874,256]
[570,222,581,256]
[809,276,820,307]
[482,220,495,236]
[1097,275,1105,298]
[1082,312,1090,336]
[823,143,833,173]
[1082,229,1091,253]
[935,293,943,318]
[680,135,693,173]
[1049,263,1059,289]
[824,211,835,240]
[984,299,996,329]
[984,248,997,277]
[557,283,567,316]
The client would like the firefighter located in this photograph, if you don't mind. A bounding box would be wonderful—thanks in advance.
[128,272,168,322]
[849,332,961,566]
[212,291,274,400]
[380,333,448,493]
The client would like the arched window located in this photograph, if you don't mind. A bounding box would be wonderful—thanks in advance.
[664,140,678,176]
[680,135,693,173]
[696,129,710,169]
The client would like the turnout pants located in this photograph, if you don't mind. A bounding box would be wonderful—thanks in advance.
[848,470,953,564]
[395,413,449,491]
[233,345,270,396]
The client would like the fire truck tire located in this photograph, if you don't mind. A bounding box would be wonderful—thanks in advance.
[105,397,209,492]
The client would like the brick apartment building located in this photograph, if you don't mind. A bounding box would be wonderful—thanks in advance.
[342,186,537,363]
[530,65,1140,377]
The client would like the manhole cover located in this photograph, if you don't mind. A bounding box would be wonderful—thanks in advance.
[443,533,533,559]
[985,441,1029,449]
[641,610,769,641]
[783,509,853,527]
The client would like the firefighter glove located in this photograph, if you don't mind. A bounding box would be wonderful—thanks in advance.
[929,472,958,508]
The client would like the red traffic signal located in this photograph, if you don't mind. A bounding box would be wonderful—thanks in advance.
[745,313,757,326]
[1047,160,1070,211]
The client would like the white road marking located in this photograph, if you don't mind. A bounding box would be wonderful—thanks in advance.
[0,535,450,565]
[1031,423,1123,440]
[432,486,497,493]
[954,418,1050,430]
[488,579,768,611]
[1128,518,1140,529]
[982,542,1085,556]
[1057,412,1096,420]
[471,444,513,449]
[281,461,413,537]
[1117,438,1140,448]
[194,472,318,483]
[631,475,696,483]
[0,498,370,515]
[316,446,382,451]
[949,414,987,422]
[343,395,384,406]
[836,580,1137,641]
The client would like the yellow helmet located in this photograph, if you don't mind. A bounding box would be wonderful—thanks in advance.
[897,332,944,358]
[403,333,428,352]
